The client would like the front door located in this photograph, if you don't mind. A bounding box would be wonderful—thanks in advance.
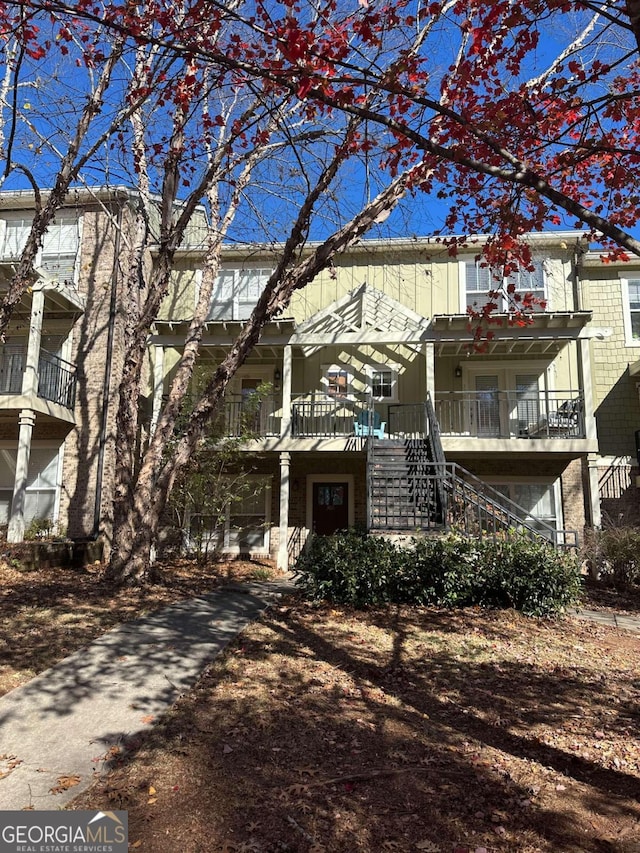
[312,482,349,535]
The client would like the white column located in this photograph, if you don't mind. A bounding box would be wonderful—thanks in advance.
[7,409,36,542]
[425,342,435,399]
[587,456,602,529]
[578,337,597,441]
[277,451,291,570]
[578,337,601,529]
[22,287,45,397]
[150,345,165,434]
[281,345,292,438]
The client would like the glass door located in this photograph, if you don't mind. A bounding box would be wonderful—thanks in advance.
[474,375,500,436]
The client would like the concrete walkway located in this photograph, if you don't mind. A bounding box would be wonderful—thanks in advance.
[0,579,294,811]
[569,605,640,634]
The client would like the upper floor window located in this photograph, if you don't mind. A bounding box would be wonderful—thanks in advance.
[369,365,398,401]
[621,277,640,346]
[323,365,350,399]
[1,216,79,283]
[461,259,547,313]
[207,268,272,321]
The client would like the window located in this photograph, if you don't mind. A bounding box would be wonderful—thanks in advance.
[191,479,271,553]
[1,216,79,283]
[369,366,398,401]
[322,365,351,399]
[491,480,559,536]
[461,259,547,313]
[207,268,272,321]
[621,277,640,345]
[0,445,60,525]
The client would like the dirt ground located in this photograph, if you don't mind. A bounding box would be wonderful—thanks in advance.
[2,559,639,852]
[0,556,276,696]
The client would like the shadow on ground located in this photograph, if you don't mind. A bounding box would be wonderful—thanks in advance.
[76,603,640,853]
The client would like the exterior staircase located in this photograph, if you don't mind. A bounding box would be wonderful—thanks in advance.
[368,438,443,531]
[367,395,577,549]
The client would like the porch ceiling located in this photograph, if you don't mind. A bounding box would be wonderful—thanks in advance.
[431,311,593,356]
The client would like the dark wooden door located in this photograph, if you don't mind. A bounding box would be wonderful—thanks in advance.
[312,482,349,535]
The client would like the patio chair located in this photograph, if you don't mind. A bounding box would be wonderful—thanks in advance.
[354,410,387,439]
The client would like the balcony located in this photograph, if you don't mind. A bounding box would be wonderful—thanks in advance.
[0,346,76,410]
[434,390,585,439]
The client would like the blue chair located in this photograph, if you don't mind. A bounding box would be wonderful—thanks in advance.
[354,410,387,439]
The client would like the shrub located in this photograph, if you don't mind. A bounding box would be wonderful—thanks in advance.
[398,533,482,606]
[294,530,402,606]
[480,538,582,617]
[583,527,640,589]
[295,531,582,616]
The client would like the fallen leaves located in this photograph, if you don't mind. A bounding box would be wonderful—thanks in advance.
[72,601,640,852]
[50,774,81,794]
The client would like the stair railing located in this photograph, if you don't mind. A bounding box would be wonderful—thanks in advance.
[440,462,577,549]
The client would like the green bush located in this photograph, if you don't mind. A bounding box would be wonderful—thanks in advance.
[398,534,482,606]
[295,531,581,616]
[295,530,402,606]
[583,527,640,589]
[479,538,582,617]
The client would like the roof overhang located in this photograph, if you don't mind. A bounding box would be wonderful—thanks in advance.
[430,311,593,356]
[151,317,297,348]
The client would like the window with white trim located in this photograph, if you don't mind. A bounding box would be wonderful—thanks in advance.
[369,365,398,401]
[491,480,559,536]
[1,216,79,283]
[621,277,640,345]
[207,268,272,321]
[0,446,60,525]
[322,365,351,400]
[461,259,547,313]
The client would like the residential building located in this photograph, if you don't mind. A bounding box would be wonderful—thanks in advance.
[0,189,638,566]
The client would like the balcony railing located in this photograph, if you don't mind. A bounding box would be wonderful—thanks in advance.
[434,390,585,439]
[291,394,370,437]
[38,349,76,409]
[213,395,281,437]
[0,345,76,410]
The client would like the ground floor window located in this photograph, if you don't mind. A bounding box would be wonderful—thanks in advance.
[0,445,60,528]
[190,478,271,553]
[490,480,560,535]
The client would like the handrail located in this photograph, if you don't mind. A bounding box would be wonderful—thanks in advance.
[444,462,576,548]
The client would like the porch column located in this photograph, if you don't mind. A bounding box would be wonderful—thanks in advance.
[7,409,36,542]
[22,287,45,397]
[150,345,165,434]
[578,337,597,441]
[280,345,292,438]
[424,342,435,399]
[277,451,291,570]
[586,456,602,529]
[578,337,601,528]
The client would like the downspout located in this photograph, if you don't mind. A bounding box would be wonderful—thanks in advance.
[92,202,123,536]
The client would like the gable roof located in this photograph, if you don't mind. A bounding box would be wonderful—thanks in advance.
[289,283,430,354]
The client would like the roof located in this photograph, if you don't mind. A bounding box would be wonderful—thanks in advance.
[289,283,431,354]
